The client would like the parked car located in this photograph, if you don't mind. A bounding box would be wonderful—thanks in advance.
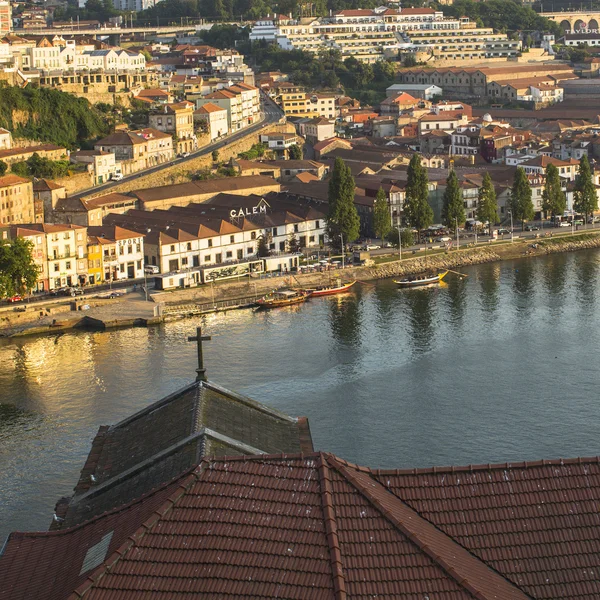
[524,225,539,231]
[111,172,124,181]
[6,295,22,303]
[497,228,511,235]
[557,221,571,227]
[363,244,381,251]
[436,236,452,242]
[71,287,85,296]
[144,265,160,274]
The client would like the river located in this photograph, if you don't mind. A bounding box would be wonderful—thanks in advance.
[2,249,600,541]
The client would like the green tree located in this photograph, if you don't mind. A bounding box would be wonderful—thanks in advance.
[403,154,433,233]
[476,172,498,233]
[257,233,270,257]
[0,160,7,176]
[326,157,360,250]
[373,188,392,241]
[573,155,598,223]
[212,149,219,163]
[510,167,534,230]
[288,144,302,160]
[441,170,465,232]
[0,237,39,298]
[541,163,566,219]
[402,53,417,68]
[288,232,300,253]
[373,60,396,81]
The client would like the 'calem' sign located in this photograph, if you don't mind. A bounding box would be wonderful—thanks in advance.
[230,204,268,218]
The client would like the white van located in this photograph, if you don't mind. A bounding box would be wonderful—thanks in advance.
[144,265,160,274]
[111,172,124,181]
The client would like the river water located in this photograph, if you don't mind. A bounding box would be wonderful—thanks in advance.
[2,249,600,540]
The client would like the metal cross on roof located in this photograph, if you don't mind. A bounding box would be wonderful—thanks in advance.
[187,326,211,382]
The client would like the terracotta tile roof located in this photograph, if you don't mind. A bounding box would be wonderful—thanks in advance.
[0,453,553,600]
[0,475,187,600]
[0,174,30,187]
[86,225,144,242]
[132,175,280,203]
[194,102,226,114]
[0,144,64,160]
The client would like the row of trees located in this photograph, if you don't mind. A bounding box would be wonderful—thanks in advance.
[315,155,598,253]
[441,156,598,233]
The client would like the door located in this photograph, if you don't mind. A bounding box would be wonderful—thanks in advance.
[127,262,135,278]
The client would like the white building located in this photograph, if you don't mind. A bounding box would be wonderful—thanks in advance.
[193,103,228,140]
[88,225,145,280]
[386,83,442,100]
[195,82,260,133]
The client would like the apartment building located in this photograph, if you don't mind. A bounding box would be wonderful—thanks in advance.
[14,223,88,290]
[280,91,338,118]
[195,83,260,133]
[3,225,48,292]
[149,102,196,154]
[261,7,515,63]
[26,37,146,73]
[94,129,173,174]
[0,1,11,35]
[402,28,520,62]
[70,150,118,185]
[193,103,228,140]
[88,225,145,281]
[0,176,35,225]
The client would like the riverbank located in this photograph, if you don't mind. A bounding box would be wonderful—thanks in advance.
[3,231,600,339]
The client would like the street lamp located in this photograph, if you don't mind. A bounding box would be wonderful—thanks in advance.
[509,210,514,243]
[339,232,345,269]
[143,268,148,301]
[455,217,460,250]
[397,223,402,261]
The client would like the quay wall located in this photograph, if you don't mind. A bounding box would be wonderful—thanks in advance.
[4,233,600,338]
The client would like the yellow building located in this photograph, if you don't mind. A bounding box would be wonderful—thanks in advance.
[86,236,103,285]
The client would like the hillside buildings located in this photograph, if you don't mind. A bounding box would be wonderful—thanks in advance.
[251,7,520,63]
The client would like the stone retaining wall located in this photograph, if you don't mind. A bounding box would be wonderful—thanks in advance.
[83,121,294,199]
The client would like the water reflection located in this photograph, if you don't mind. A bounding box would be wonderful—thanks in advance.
[511,260,536,318]
[574,254,598,312]
[328,294,362,347]
[402,288,436,354]
[444,277,467,331]
[477,264,501,314]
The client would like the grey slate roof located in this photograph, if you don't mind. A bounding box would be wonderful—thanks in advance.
[53,380,313,529]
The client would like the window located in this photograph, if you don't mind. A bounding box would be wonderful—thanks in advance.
[127,245,132,254]
[65,261,71,269]
[237,249,243,259]
[54,263,59,272]
[251,231,256,240]
[230,235,235,243]
[226,251,233,259]
[119,246,124,255]
[315,220,320,229]
[204,255,211,262]
[272,227,278,236]
[120,264,125,273]
[170,245,175,252]
[208,239,213,247]
[187,242,192,250]
[182,257,188,265]
[247,246,254,254]
[136,243,141,253]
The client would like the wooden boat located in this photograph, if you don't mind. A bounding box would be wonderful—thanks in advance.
[393,271,449,288]
[305,279,356,297]
[256,289,310,309]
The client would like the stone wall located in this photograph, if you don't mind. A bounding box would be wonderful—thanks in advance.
[54,170,94,195]
[83,120,294,199]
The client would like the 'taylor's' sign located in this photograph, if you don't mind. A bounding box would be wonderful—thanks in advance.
[230,205,268,218]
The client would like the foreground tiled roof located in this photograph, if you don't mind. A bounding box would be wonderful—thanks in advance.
[1,453,544,600]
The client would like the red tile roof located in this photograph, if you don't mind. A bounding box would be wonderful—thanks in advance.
[12,453,600,599]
